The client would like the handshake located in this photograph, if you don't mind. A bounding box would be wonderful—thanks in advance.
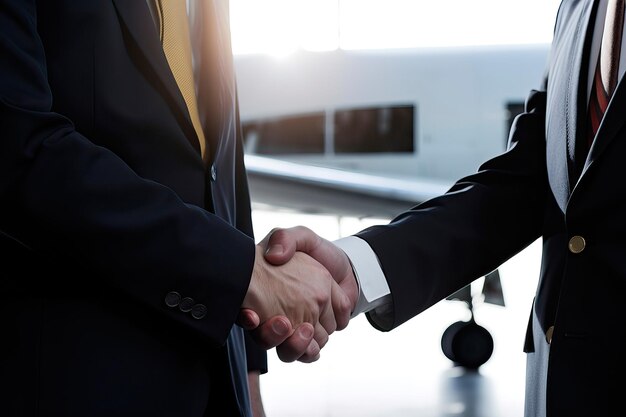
[238,226,358,363]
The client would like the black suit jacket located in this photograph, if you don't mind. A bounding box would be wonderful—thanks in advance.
[0,1,265,416]
[358,1,625,415]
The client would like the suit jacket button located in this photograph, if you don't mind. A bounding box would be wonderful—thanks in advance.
[546,325,554,344]
[164,291,181,307]
[210,165,217,181]
[179,297,195,312]
[568,235,586,253]
[191,304,208,320]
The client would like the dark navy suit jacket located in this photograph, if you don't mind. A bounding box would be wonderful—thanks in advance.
[0,1,265,416]
[358,1,626,415]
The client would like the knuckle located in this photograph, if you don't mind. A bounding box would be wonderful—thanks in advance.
[270,228,286,241]
[309,304,321,320]
[317,336,328,349]
[339,296,352,316]
[336,314,349,331]
[294,225,310,233]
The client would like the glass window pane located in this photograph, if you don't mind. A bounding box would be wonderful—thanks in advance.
[334,105,414,153]
[243,113,326,154]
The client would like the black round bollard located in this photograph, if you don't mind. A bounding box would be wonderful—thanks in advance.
[441,320,494,369]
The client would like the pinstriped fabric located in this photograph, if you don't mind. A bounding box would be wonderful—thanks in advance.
[587,59,610,146]
[587,0,625,147]
[159,0,207,159]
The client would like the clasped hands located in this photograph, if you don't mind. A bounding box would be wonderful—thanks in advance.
[239,226,357,363]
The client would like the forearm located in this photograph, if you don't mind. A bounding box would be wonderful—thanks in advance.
[357,90,549,330]
[247,371,267,417]
[0,0,256,346]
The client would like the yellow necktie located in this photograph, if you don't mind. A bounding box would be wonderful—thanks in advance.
[158,0,207,159]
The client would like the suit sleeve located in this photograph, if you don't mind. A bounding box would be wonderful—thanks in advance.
[0,0,254,348]
[358,89,550,331]
[233,91,268,373]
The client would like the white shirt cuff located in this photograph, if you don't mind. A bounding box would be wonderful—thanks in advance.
[334,236,391,318]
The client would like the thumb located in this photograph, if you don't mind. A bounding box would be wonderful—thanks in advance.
[261,227,300,265]
[236,308,260,330]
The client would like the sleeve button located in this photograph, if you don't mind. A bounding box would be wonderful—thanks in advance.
[191,304,208,320]
[179,297,195,312]
[164,291,181,307]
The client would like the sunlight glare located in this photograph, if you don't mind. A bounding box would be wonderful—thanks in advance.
[339,0,561,49]
[231,0,562,55]
[230,0,339,56]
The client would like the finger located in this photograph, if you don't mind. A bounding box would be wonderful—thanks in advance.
[338,269,360,316]
[318,291,338,337]
[296,340,321,363]
[250,316,294,350]
[313,322,330,350]
[330,279,352,331]
[236,308,260,330]
[275,322,315,362]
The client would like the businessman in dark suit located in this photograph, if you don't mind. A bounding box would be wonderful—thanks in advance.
[0,1,352,416]
[251,1,626,416]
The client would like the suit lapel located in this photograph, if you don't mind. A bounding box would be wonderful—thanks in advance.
[579,73,626,177]
[111,0,203,156]
[573,0,626,191]
[546,0,596,212]
[570,0,600,184]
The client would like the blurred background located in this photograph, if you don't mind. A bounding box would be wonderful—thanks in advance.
[230,1,561,416]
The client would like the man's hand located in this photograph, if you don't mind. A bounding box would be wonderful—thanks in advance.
[237,312,322,362]
[264,227,358,309]
[240,227,358,362]
[240,244,352,361]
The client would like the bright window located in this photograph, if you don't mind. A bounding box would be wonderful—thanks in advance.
[230,0,562,55]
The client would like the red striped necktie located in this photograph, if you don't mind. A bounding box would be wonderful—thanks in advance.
[587,0,625,147]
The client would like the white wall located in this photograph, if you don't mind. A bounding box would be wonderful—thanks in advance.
[234,44,550,181]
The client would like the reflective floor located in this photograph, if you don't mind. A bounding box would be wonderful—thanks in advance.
[251,207,542,417]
